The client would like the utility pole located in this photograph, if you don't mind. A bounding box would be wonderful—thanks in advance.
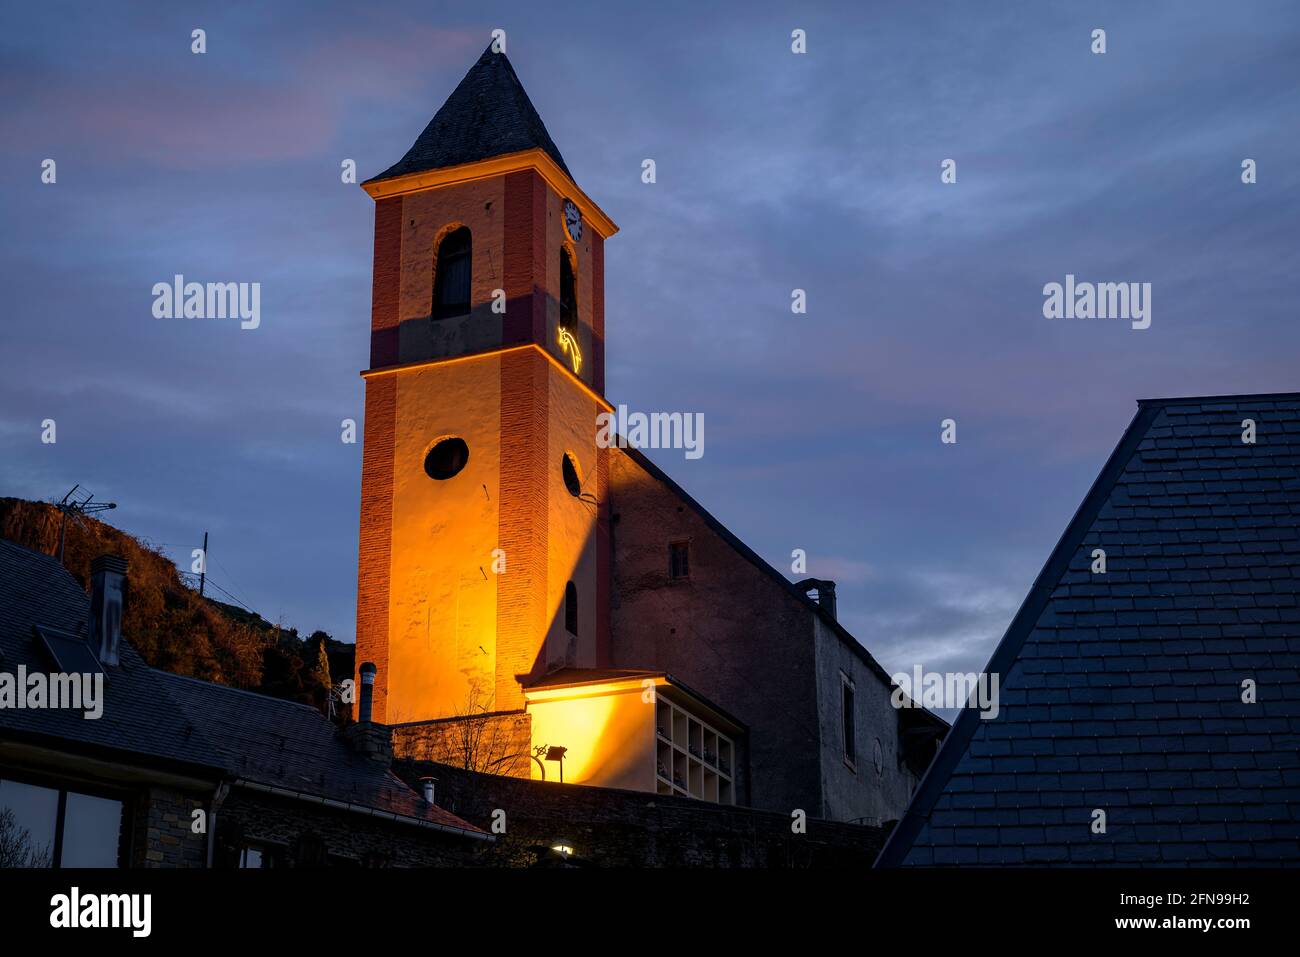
[199,530,208,597]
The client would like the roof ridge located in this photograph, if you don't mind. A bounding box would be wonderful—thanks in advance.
[615,444,908,694]
[876,401,1158,867]
[1138,390,1300,405]
[1,535,70,569]
[151,667,324,713]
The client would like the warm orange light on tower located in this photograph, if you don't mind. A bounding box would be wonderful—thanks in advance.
[353,47,618,729]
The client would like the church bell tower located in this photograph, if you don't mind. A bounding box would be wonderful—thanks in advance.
[355,45,618,723]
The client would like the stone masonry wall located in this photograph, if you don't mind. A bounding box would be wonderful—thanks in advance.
[213,788,484,868]
[129,786,207,868]
[397,759,887,867]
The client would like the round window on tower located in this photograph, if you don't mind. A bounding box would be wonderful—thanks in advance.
[561,452,582,497]
[425,437,469,480]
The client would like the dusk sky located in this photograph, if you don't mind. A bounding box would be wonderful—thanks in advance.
[2,1,1297,691]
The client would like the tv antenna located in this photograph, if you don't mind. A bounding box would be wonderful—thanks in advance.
[54,484,117,565]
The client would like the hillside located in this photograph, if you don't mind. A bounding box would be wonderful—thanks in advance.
[0,497,353,715]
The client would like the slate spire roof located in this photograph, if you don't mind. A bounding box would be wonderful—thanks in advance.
[367,44,571,185]
[878,393,1300,867]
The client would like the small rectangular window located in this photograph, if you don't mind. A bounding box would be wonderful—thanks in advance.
[560,248,578,330]
[564,581,578,636]
[841,675,856,769]
[668,541,690,580]
[239,844,279,868]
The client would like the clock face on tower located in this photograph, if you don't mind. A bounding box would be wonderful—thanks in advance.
[563,199,582,241]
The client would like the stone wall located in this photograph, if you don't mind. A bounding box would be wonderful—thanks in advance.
[213,788,485,868]
[813,616,922,826]
[122,760,886,868]
[129,786,207,868]
[397,759,887,867]
[608,447,943,825]
[607,447,822,814]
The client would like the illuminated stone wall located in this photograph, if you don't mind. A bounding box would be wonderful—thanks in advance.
[387,354,503,722]
[392,711,533,779]
[526,683,656,790]
[357,162,611,724]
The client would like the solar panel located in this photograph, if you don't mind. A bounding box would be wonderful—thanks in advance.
[34,627,104,676]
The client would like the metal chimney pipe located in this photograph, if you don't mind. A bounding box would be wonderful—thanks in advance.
[358,661,376,722]
[420,776,436,805]
[89,555,128,667]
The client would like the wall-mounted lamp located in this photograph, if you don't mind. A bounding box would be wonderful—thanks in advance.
[534,744,569,783]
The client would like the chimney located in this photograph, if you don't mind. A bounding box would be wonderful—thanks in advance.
[344,661,392,765]
[795,578,837,621]
[420,776,437,805]
[88,555,127,666]
[358,661,376,722]
[818,580,837,620]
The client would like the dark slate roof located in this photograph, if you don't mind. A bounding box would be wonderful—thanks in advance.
[156,672,482,835]
[878,393,1300,867]
[0,539,222,777]
[367,45,571,184]
[0,539,483,837]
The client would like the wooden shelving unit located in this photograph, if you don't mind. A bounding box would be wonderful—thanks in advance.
[654,698,734,804]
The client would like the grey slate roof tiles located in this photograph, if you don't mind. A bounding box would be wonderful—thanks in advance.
[0,538,220,775]
[0,538,482,836]
[155,670,478,831]
[878,394,1300,866]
